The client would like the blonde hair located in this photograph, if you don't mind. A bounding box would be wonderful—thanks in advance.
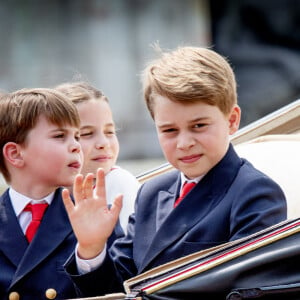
[142,46,237,119]
[0,88,80,182]
[55,81,108,105]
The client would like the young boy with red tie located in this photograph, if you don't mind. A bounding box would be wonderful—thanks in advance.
[63,46,287,296]
[0,88,123,299]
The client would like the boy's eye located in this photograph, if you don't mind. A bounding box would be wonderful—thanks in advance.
[54,133,65,139]
[162,128,176,133]
[194,123,206,128]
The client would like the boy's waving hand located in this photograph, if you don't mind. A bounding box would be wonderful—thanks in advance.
[62,168,123,259]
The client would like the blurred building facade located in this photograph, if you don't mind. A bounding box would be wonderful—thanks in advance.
[1,0,299,167]
[0,0,210,161]
[209,0,300,126]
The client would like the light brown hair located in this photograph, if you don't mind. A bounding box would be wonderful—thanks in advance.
[55,81,108,105]
[0,88,80,182]
[142,46,237,119]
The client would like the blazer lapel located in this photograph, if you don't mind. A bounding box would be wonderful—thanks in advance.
[139,144,242,272]
[12,188,74,284]
[0,190,28,267]
[156,178,180,228]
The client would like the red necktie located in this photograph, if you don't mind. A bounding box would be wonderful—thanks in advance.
[24,203,48,242]
[174,181,196,207]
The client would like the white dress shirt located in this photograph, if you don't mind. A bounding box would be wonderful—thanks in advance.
[9,188,54,234]
[179,173,204,190]
[9,187,101,274]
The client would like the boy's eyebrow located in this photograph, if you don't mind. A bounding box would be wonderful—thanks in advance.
[49,126,79,133]
[189,117,210,123]
[80,125,94,129]
[156,122,175,129]
[49,126,66,132]
[47,128,66,135]
[157,117,209,128]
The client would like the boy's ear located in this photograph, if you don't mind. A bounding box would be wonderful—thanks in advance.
[3,142,25,168]
[228,105,241,135]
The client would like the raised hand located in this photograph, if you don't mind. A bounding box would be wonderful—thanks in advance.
[62,168,123,259]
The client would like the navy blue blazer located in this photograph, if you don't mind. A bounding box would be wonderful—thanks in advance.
[68,144,287,295]
[0,188,123,300]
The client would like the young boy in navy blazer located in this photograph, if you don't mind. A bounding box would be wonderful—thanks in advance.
[63,46,287,296]
[0,88,123,299]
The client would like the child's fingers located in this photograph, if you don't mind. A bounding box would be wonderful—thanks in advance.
[83,173,95,200]
[110,194,123,222]
[94,168,106,200]
[73,174,84,203]
[62,188,74,213]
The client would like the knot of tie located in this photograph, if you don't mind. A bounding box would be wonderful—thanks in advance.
[24,203,49,242]
[174,181,196,208]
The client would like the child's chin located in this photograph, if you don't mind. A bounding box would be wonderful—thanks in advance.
[65,175,78,185]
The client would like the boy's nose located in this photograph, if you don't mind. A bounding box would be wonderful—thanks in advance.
[177,133,196,149]
[71,140,81,153]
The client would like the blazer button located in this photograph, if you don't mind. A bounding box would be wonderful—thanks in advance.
[45,288,57,299]
[8,292,20,300]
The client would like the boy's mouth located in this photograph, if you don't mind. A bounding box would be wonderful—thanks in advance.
[179,154,202,163]
[68,161,81,169]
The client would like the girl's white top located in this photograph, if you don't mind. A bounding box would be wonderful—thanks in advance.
[105,166,140,232]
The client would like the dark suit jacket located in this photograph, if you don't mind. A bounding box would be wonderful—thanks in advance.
[68,144,287,295]
[0,188,123,300]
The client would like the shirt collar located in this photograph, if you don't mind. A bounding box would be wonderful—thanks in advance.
[180,173,204,189]
[9,187,55,217]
